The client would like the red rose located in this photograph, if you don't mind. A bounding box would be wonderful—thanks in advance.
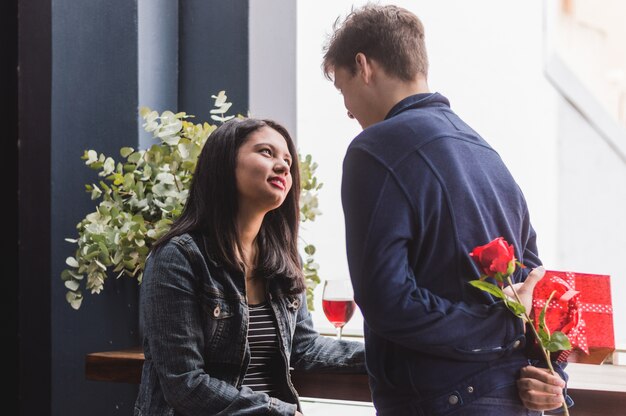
[470,237,516,279]
[468,237,571,415]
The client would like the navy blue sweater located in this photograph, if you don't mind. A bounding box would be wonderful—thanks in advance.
[341,93,558,414]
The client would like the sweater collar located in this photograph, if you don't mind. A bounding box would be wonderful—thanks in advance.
[384,92,450,120]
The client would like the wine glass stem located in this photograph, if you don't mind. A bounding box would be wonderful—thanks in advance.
[336,326,343,341]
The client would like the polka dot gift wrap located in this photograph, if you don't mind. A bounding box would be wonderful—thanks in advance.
[531,270,615,364]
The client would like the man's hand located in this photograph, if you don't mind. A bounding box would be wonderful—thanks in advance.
[296,411,304,416]
[517,365,566,411]
[503,266,545,319]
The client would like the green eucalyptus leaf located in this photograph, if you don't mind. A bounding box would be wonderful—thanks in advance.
[94,259,107,271]
[66,291,83,310]
[90,161,104,170]
[84,249,101,261]
[85,150,98,164]
[111,173,124,186]
[90,185,102,200]
[61,269,72,281]
[68,270,84,280]
[102,157,115,175]
[128,151,143,164]
[65,279,80,291]
[66,257,79,268]
[307,262,320,271]
[120,147,134,158]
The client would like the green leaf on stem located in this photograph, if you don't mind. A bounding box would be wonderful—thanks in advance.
[470,280,525,317]
[546,331,572,352]
[469,280,506,300]
[537,290,572,352]
[538,290,556,345]
[504,299,526,317]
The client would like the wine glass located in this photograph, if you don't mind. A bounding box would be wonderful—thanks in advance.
[322,279,357,340]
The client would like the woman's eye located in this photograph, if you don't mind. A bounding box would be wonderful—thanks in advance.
[260,148,271,155]
[284,159,291,167]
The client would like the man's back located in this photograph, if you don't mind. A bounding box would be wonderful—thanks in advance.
[341,92,540,414]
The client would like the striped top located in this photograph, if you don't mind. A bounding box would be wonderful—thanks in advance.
[241,302,282,396]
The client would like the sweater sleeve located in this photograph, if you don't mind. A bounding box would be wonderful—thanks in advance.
[341,147,525,361]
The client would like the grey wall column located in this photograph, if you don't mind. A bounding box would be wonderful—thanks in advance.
[138,0,179,149]
[249,0,297,136]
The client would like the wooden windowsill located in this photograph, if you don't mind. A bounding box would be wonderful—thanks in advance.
[85,347,626,413]
[85,347,372,402]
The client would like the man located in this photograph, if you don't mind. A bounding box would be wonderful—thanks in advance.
[322,4,571,415]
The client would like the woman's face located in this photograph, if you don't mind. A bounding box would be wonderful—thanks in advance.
[235,126,293,213]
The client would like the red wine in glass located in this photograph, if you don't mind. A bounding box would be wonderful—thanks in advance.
[322,279,356,340]
[322,299,355,327]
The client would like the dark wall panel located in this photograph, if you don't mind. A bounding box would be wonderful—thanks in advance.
[179,0,249,120]
[18,0,52,414]
[4,0,18,411]
[50,1,140,415]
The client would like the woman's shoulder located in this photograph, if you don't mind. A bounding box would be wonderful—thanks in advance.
[148,233,201,262]
[169,232,196,248]
[151,231,224,268]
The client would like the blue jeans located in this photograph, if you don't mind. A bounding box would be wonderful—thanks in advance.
[447,386,542,416]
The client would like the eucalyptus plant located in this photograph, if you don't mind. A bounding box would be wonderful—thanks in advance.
[62,91,322,310]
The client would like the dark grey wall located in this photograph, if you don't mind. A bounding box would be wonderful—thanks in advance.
[19,0,250,415]
[179,0,249,120]
[50,0,141,415]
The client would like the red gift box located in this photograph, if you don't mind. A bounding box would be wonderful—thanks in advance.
[531,270,615,364]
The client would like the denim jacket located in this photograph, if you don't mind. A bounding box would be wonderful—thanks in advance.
[133,233,365,416]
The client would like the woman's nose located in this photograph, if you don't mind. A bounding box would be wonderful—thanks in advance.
[274,161,289,174]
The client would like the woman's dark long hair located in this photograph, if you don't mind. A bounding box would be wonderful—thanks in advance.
[152,118,305,294]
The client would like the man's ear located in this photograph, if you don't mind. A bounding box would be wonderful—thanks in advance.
[354,53,373,85]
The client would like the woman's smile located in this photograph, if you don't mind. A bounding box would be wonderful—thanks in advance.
[268,175,287,190]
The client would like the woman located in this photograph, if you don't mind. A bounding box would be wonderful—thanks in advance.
[133,118,365,416]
